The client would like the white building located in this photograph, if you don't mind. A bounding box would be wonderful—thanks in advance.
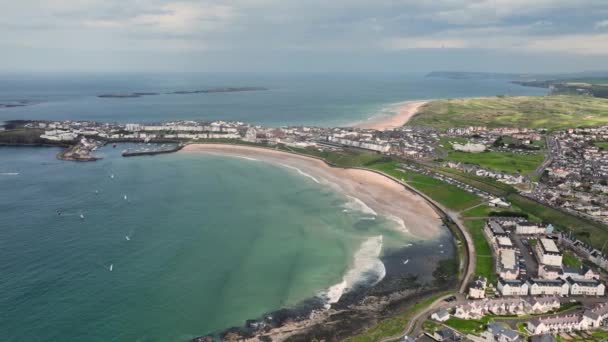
[536,238,562,266]
[527,278,569,296]
[469,276,487,299]
[566,277,605,296]
[515,221,547,235]
[497,278,529,296]
[499,249,519,280]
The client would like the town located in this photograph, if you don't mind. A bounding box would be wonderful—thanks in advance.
[3,118,608,342]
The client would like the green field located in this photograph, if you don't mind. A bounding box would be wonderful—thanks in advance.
[593,141,608,149]
[443,316,490,335]
[443,150,545,174]
[562,250,582,268]
[410,95,608,130]
[464,220,496,283]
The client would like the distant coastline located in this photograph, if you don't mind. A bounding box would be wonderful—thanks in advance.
[97,86,268,98]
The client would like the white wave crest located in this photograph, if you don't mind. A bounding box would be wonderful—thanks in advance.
[0,172,19,176]
[344,195,377,216]
[387,214,409,233]
[277,163,321,184]
[320,235,385,308]
[234,155,258,161]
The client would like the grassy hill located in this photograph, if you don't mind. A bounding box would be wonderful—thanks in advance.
[409,95,608,130]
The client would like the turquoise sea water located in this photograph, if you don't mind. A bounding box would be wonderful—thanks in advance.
[0,145,431,341]
[0,73,544,341]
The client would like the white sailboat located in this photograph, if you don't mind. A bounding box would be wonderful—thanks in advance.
[125,235,130,241]
[79,213,85,220]
[123,194,128,201]
[403,259,410,265]
[109,264,113,272]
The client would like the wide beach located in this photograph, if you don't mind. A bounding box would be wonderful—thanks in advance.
[180,143,443,240]
[355,100,429,130]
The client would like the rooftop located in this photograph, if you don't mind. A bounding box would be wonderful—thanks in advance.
[540,238,560,254]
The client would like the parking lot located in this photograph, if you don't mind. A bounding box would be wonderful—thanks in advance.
[511,235,539,279]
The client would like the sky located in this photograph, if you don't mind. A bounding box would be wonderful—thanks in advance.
[1,0,608,73]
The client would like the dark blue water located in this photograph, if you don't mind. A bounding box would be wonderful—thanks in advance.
[0,72,546,126]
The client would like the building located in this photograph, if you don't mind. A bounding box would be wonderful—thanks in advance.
[566,277,605,296]
[497,278,529,296]
[527,278,569,296]
[485,220,509,238]
[535,238,562,266]
[527,303,608,335]
[431,308,450,322]
[515,221,546,235]
[538,265,561,280]
[560,265,600,281]
[499,249,519,280]
[454,297,559,320]
[469,276,487,299]
[480,322,521,342]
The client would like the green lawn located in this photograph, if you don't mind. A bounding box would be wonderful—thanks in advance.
[345,292,450,342]
[444,150,545,174]
[369,162,481,211]
[443,316,490,335]
[593,141,608,149]
[562,250,582,268]
[464,220,496,283]
[410,95,608,130]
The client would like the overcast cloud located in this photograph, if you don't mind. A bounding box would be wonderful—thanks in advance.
[1,0,607,72]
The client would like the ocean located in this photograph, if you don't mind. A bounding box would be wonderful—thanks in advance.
[0,73,546,341]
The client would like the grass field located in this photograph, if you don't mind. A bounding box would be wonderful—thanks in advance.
[562,250,582,268]
[443,150,545,174]
[371,161,481,211]
[443,316,490,335]
[593,141,608,149]
[464,220,496,283]
[409,95,608,130]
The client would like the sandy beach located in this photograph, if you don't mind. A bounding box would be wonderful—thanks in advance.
[180,144,444,240]
[355,100,429,130]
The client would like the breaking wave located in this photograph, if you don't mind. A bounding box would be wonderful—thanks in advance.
[277,163,321,184]
[344,195,377,216]
[320,235,386,308]
[387,214,409,233]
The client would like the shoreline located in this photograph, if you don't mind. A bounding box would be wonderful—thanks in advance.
[180,144,444,240]
[354,100,430,130]
[180,144,458,341]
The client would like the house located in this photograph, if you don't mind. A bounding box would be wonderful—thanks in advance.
[530,334,557,342]
[431,308,450,322]
[535,238,562,266]
[538,265,561,280]
[560,265,600,281]
[489,197,511,208]
[527,303,608,335]
[497,278,529,296]
[469,276,487,299]
[485,220,509,238]
[527,278,569,296]
[566,277,605,296]
[480,322,521,342]
[433,328,462,342]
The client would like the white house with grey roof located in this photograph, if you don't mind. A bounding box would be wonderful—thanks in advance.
[566,276,605,296]
[535,238,562,266]
[527,278,569,296]
[497,278,529,296]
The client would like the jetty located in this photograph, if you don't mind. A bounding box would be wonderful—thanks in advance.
[122,144,183,157]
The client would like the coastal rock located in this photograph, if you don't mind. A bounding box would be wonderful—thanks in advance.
[192,336,214,342]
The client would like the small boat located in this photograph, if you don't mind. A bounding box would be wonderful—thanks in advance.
[123,195,128,201]
[402,259,410,265]
[110,174,115,179]
[342,209,348,213]
[109,264,113,272]
[80,213,85,220]
[125,236,130,241]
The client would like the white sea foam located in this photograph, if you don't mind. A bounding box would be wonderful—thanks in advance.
[277,163,321,184]
[344,195,377,216]
[320,235,385,309]
[0,172,19,176]
[387,214,409,233]
[234,155,259,161]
